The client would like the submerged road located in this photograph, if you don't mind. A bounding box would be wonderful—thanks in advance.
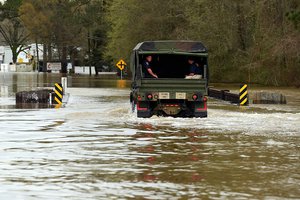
[0,73,299,199]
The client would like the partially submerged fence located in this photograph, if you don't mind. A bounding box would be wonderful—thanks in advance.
[208,88,240,104]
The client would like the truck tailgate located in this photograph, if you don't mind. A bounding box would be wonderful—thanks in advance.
[139,78,207,94]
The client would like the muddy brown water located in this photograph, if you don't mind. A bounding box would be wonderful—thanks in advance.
[0,72,299,199]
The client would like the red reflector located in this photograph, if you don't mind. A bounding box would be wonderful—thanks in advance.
[147,94,153,100]
[196,101,207,111]
[164,104,179,107]
[203,97,207,102]
[192,94,198,101]
[138,95,142,101]
[137,101,148,111]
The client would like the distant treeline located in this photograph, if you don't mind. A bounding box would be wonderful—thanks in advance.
[107,0,300,87]
[0,0,299,86]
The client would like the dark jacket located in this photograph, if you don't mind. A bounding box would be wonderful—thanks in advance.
[189,62,202,75]
[142,60,152,78]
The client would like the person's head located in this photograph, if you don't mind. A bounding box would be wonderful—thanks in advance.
[188,58,194,65]
[146,55,152,62]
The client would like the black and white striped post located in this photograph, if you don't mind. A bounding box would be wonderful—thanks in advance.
[239,84,249,106]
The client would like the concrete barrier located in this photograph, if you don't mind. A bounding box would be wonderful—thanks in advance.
[0,64,9,72]
[10,64,16,72]
[16,64,33,72]
[209,87,287,105]
[16,89,54,104]
[252,92,287,104]
[0,86,8,97]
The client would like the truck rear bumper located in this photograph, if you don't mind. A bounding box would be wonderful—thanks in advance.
[136,100,207,118]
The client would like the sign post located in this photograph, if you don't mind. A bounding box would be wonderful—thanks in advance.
[116,59,127,80]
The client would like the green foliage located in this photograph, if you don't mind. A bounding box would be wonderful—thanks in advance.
[105,0,190,64]
[286,10,300,30]
[0,0,22,20]
[1,0,297,86]
[105,0,300,86]
[19,0,107,72]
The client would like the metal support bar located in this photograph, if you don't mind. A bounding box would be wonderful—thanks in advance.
[61,77,67,95]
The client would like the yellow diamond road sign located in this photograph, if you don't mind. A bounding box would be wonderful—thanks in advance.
[116,59,127,71]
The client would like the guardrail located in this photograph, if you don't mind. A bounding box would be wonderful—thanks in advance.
[208,88,240,104]
[208,85,287,105]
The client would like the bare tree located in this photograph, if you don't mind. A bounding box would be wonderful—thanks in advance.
[0,0,30,63]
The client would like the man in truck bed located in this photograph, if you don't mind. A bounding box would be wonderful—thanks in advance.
[130,40,208,118]
[185,57,203,79]
[142,55,158,78]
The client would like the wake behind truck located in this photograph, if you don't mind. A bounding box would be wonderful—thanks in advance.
[130,40,208,118]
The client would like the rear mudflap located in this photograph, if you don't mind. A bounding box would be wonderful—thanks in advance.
[137,101,153,118]
[193,101,207,118]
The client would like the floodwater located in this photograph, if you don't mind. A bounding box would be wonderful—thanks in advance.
[0,72,299,199]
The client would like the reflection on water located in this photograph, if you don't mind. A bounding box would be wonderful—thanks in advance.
[0,72,299,199]
[0,72,131,95]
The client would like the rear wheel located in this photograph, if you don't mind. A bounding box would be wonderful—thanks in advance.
[130,92,136,112]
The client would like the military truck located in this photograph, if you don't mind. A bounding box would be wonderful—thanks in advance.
[130,40,208,118]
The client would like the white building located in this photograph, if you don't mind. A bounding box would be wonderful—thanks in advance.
[0,44,44,64]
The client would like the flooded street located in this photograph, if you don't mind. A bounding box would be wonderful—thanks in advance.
[0,73,299,199]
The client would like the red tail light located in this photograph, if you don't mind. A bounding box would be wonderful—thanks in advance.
[147,94,153,100]
[203,96,207,102]
[192,94,198,101]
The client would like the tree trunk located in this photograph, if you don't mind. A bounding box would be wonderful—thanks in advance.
[88,30,92,76]
[236,3,246,51]
[47,44,52,61]
[12,47,18,64]
[70,47,75,74]
[61,46,67,74]
[43,44,47,72]
[35,40,40,71]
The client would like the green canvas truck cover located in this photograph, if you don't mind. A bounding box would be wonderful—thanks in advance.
[133,40,207,53]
